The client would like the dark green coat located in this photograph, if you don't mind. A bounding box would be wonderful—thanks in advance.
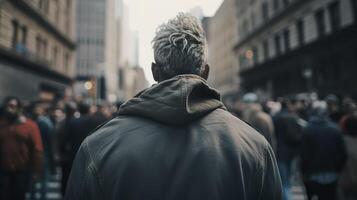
[65,75,283,200]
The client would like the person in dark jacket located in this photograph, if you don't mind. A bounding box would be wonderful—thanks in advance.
[29,102,55,200]
[65,13,283,200]
[273,98,306,200]
[300,102,347,200]
[59,102,93,194]
[57,102,77,195]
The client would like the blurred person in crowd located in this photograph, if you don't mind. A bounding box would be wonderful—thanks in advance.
[57,102,77,195]
[0,97,43,200]
[339,101,357,200]
[241,93,277,151]
[59,102,95,194]
[90,103,111,128]
[325,94,343,124]
[65,13,283,200]
[294,97,310,121]
[300,101,347,200]
[28,102,55,200]
[273,97,306,200]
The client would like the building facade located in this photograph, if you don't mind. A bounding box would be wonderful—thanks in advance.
[118,67,148,101]
[0,0,76,102]
[206,0,240,98]
[116,2,147,101]
[234,0,357,99]
[75,0,118,101]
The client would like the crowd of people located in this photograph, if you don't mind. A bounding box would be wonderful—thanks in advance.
[0,96,120,200]
[0,92,355,200]
[232,93,357,200]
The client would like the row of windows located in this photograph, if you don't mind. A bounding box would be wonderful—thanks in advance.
[239,0,293,38]
[78,38,104,45]
[11,19,71,71]
[240,0,347,69]
[37,0,72,34]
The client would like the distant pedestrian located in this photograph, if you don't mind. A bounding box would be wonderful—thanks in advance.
[339,106,357,200]
[325,94,343,124]
[273,98,306,200]
[65,13,283,200]
[300,102,347,200]
[59,102,94,194]
[57,102,77,195]
[28,102,55,200]
[0,97,43,200]
[89,103,110,129]
[241,93,277,151]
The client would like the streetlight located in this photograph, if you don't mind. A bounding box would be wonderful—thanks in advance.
[84,81,93,90]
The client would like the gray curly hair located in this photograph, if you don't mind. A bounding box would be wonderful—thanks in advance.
[152,13,208,78]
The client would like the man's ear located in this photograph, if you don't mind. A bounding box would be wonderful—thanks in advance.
[202,64,210,80]
[151,62,160,82]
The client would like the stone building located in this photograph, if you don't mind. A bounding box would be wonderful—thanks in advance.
[234,0,357,99]
[0,0,76,102]
[206,0,240,99]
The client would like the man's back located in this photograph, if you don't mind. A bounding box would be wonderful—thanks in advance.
[65,75,282,200]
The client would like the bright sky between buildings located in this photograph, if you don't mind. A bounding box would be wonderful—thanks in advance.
[122,0,223,84]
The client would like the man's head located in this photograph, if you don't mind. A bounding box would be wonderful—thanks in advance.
[152,13,209,82]
[78,102,90,116]
[30,101,48,119]
[1,96,22,123]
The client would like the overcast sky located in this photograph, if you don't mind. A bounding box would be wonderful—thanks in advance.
[122,0,223,83]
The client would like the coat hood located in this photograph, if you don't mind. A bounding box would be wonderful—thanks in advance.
[118,75,226,125]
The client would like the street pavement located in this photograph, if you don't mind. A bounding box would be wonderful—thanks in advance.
[26,172,62,200]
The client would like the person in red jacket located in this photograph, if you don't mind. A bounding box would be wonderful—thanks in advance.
[0,97,43,200]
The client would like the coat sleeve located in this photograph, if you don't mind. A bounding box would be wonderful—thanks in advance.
[260,142,283,200]
[64,139,102,200]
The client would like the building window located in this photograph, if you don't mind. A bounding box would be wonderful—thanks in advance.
[263,40,269,61]
[11,20,27,54]
[21,26,27,46]
[36,36,42,55]
[262,2,269,22]
[39,0,49,14]
[43,39,48,59]
[39,0,43,10]
[11,20,19,48]
[274,34,281,56]
[252,46,258,64]
[315,9,326,37]
[65,0,72,33]
[328,1,341,31]
[52,46,58,67]
[55,0,60,23]
[64,53,70,72]
[283,29,290,52]
[239,53,249,69]
[36,35,48,59]
[296,19,305,46]
[243,19,249,37]
[273,0,280,11]
[251,12,256,29]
